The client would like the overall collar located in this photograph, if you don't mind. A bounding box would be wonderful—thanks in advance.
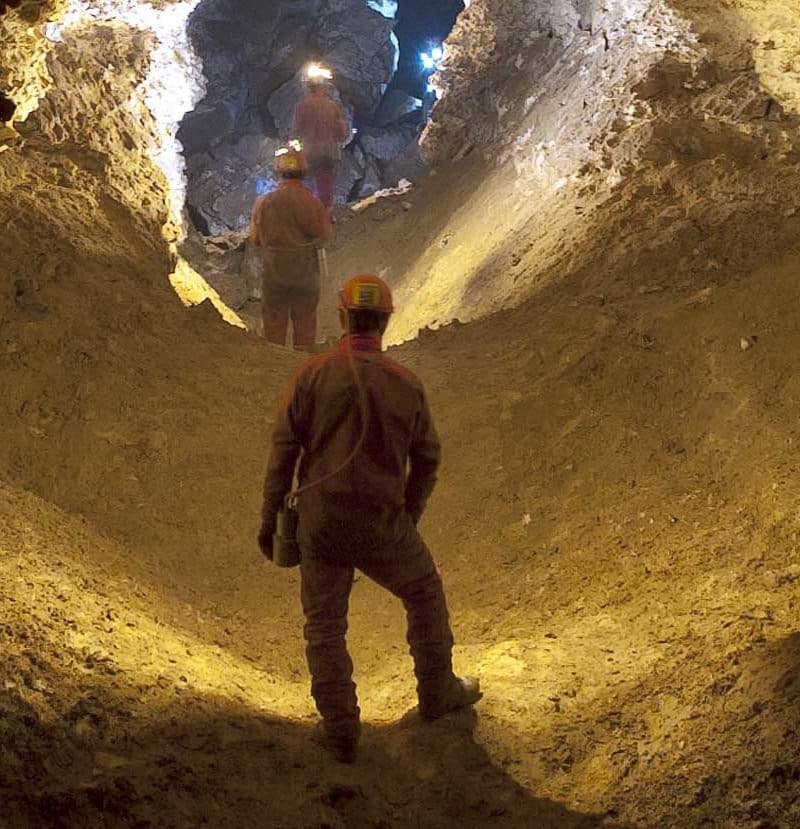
[338,333,382,353]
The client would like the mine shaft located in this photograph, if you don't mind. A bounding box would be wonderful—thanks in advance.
[2,0,800,826]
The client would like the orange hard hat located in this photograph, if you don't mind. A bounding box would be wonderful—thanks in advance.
[275,146,307,175]
[339,274,394,314]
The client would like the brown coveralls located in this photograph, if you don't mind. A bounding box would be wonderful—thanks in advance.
[249,180,331,346]
[291,91,349,208]
[261,334,456,739]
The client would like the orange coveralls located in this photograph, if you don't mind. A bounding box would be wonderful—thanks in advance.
[291,90,349,208]
[261,333,456,740]
[250,180,331,346]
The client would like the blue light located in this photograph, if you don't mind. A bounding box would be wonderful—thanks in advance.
[431,46,443,61]
[420,52,435,70]
[255,176,278,196]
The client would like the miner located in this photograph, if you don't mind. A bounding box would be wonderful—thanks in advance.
[258,273,481,764]
[291,64,349,211]
[249,145,331,349]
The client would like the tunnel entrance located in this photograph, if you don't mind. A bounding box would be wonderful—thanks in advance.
[390,0,463,99]
[177,0,463,238]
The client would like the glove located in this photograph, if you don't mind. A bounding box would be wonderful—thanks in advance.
[258,522,274,561]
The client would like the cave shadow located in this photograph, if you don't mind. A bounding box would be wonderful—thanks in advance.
[1,686,621,829]
[720,631,800,804]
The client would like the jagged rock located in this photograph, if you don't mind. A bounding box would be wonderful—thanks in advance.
[316,1,399,118]
[185,135,279,234]
[177,102,235,154]
[382,139,425,187]
[358,159,383,198]
[335,148,367,203]
[374,89,422,126]
[358,126,416,162]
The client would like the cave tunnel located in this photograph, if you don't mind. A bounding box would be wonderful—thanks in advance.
[178,0,463,237]
[3,0,800,825]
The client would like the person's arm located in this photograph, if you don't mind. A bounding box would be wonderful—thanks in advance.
[249,197,264,247]
[333,101,348,143]
[291,99,307,140]
[258,375,304,557]
[405,391,442,525]
[298,190,332,242]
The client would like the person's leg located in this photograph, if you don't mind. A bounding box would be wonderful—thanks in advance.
[358,535,457,708]
[315,161,336,210]
[300,555,361,745]
[290,289,319,349]
[261,282,290,345]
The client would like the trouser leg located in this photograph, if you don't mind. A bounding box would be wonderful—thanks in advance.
[314,163,336,209]
[290,291,318,347]
[300,556,361,739]
[261,283,290,345]
[359,535,456,705]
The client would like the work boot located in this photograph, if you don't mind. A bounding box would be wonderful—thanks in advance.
[312,722,359,764]
[419,675,482,721]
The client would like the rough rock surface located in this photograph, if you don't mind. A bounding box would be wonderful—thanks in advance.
[3,0,800,826]
[362,0,800,341]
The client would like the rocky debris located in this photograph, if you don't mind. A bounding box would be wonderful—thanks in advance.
[178,230,260,310]
[350,176,412,212]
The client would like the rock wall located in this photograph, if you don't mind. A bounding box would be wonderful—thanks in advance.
[2,0,799,343]
[370,0,800,342]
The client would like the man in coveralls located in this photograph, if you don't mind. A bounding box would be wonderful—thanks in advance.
[258,273,481,763]
[249,145,331,348]
[291,64,349,211]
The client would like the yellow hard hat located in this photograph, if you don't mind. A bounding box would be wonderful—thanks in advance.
[274,145,307,175]
[339,274,394,314]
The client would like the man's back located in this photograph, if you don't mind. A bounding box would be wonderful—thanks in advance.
[251,180,330,251]
[257,274,481,763]
[264,335,441,559]
[292,92,348,161]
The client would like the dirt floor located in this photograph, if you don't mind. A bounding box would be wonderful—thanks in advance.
[3,161,800,825]
[4,0,800,821]
[2,50,800,819]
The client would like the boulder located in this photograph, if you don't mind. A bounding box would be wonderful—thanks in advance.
[357,159,383,199]
[177,101,236,153]
[382,140,426,187]
[358,125,416,162]
[374,89,422,127]
[335,147,367,203]
[185,134,279,234]
[315,0,399,118]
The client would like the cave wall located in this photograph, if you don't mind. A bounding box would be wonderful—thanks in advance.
[372,0,800,342]
[2,0,799,348]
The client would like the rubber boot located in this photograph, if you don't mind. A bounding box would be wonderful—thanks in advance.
[419,675,482,721]
[313,722,359,764]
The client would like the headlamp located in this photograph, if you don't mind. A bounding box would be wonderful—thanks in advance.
[306,63,333,81]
